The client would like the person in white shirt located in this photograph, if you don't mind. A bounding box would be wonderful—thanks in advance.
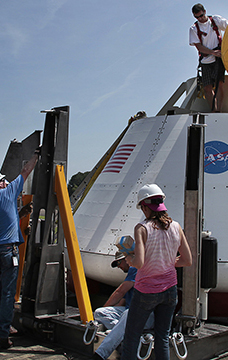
[189,3,228,112]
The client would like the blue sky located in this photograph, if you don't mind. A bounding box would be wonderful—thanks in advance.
[0,0,227,181]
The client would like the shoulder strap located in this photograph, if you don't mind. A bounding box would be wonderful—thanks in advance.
[195,17,221,46]
[208,16,222,47]
[195,21,207,44]
[195,21,206,60]
[195,16,222,60]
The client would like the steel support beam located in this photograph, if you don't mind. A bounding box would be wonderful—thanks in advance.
[22,106,69,318]
[182,115,205,326]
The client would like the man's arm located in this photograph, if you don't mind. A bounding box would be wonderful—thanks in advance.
[194,43,222,58]
[20,149,40,182]
[103,281,134,307]
[19,202,33,218]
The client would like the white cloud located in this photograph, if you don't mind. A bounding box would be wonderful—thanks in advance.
[1,24,29,56]
[40,0,69,28]
[79,68,140,118]
[46,0,68,17]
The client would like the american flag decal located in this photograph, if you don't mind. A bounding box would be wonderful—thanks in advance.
[102,144,136,174]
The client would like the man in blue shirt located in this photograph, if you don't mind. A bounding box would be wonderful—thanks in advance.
[0,149,40,349]
[94,251,137,330]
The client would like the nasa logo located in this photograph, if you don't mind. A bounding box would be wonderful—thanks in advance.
[204,140,228,174]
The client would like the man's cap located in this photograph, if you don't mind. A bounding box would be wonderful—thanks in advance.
[111,251,126,268]
[0,173,6,181]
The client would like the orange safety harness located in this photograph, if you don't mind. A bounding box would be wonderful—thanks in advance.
[195,16,222,60]
[195,16,223,110]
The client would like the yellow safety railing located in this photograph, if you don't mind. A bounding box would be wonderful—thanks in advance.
[55,164,93,324]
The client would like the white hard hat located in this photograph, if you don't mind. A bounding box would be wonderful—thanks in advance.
[136,184,166,209]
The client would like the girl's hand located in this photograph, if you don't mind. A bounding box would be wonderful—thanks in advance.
[126,254,134,266]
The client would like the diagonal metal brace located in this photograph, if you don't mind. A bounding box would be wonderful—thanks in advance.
[54,164,94,324]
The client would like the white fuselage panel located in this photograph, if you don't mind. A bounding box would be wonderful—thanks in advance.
[68,113,228,290]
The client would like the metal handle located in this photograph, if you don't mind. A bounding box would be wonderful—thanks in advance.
[83,320,98,345]
[170,332,188,360]
[137,333,154,360]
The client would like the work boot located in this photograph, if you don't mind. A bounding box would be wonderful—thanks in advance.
[0,337,13,349]
[89,352,103,360]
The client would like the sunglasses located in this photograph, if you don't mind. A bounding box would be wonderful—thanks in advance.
[195,13,204,19]
[116,259,123,266]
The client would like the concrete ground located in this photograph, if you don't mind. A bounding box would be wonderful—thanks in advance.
[0,334,88,360]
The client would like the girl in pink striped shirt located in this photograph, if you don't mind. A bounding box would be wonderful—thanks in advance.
[121,184,192,360]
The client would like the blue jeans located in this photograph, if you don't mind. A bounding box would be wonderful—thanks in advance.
[0,244,19,338]
[121,286,177,360]
[96,309,154,360]
[94,306,126,330]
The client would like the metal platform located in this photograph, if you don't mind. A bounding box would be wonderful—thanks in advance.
[0,334,88,359]
[2,323,228,360]
[169,323,228,360]
[8,304,228,360]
